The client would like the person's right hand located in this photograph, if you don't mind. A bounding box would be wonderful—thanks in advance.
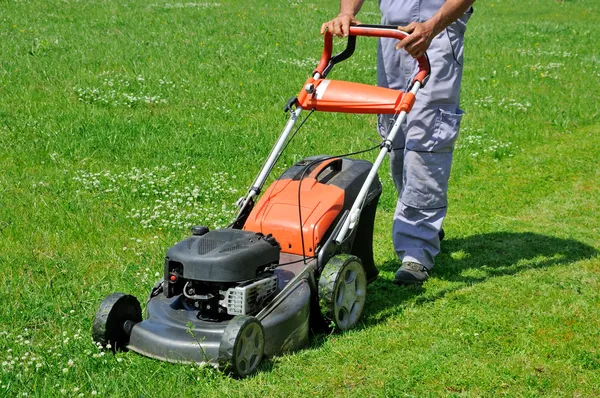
[320,13,361,37]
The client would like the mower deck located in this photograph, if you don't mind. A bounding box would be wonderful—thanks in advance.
[127,254,316,365]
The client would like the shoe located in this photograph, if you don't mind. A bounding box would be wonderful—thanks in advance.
[394,262,429,285]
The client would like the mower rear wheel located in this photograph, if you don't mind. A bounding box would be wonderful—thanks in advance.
[92,293,142,352]
[219,315,265,378]
[318,254,367,331]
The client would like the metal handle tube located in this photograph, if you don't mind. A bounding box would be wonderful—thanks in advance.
[335,82,421,244]
[236,107,303,215]
[253,107,303,189]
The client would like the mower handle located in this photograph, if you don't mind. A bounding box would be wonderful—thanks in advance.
[315,24,431,87]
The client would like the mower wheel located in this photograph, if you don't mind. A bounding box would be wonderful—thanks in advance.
[219,315,265,378]
[92,293,142,352]
[318,254,367,331]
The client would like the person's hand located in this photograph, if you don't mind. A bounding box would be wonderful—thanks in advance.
[320,13,361,37]
[395,21,435,59]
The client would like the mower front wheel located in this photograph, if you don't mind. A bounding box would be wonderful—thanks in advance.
[92,293,142,352]
[219,315,265,378]
[318,254,367,331]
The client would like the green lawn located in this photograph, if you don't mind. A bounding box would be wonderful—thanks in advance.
[1,0,599,396]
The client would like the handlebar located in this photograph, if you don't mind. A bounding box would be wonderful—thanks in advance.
[315,24,430,87]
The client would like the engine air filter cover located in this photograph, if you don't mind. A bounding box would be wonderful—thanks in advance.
[165,229,280,283]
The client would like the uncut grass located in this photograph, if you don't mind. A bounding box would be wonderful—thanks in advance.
[1,0,599,396]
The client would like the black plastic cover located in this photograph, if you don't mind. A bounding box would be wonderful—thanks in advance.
[165,229,280,283]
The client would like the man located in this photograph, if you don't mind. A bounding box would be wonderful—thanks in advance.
[322,0,474,285]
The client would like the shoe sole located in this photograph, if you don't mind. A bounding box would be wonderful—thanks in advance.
[393,278,426,286]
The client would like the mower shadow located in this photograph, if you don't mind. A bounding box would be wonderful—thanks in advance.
[360,231,598,327]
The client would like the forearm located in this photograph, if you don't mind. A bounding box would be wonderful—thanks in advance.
[427,0,475,35]
[338,0,365,17]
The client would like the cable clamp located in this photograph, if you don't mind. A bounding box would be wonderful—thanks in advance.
[380,139,393,152]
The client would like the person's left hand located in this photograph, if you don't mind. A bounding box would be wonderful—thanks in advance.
[395,21,435,59]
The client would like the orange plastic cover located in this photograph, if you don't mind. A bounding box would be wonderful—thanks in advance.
[243,178,344,256]
[298,79,404,114]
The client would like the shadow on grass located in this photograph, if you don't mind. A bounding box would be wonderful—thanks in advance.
[362,231,598,326]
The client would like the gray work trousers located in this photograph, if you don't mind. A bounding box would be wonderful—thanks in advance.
[377,9,472,269]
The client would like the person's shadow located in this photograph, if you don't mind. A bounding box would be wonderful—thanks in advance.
[361,232,598,325]
[262,232,596,372]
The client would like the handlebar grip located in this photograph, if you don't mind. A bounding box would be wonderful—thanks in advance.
[315,24,431,86]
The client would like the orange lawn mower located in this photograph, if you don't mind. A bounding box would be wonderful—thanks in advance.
[92,25,431,378]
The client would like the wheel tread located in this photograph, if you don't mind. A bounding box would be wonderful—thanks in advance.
[218,315,264,378]
[92,293,142,351]
[318,254,366,331]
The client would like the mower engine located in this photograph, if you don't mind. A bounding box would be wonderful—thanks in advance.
[163,228,280,321]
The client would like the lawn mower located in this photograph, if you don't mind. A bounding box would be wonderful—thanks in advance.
[92,25,430,378]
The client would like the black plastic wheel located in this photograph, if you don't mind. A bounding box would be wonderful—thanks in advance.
[318,254,367,331]
[218,315,265,378]
[92,293,142,352]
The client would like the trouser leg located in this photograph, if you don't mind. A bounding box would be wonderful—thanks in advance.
[379,27,466,270]
[378,114,405,194]
[377,37,409,195]
[394,202,446,268]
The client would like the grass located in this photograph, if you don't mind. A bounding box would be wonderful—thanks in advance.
[0,0,599,396]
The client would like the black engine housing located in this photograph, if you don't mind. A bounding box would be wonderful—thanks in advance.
[164,229,280,296]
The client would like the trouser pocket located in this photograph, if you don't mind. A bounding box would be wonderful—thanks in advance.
[432,108,463,152]
[401,150,452,209]
[401,108,463,209]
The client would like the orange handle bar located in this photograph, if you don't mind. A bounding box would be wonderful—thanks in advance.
[315,24,431,87]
